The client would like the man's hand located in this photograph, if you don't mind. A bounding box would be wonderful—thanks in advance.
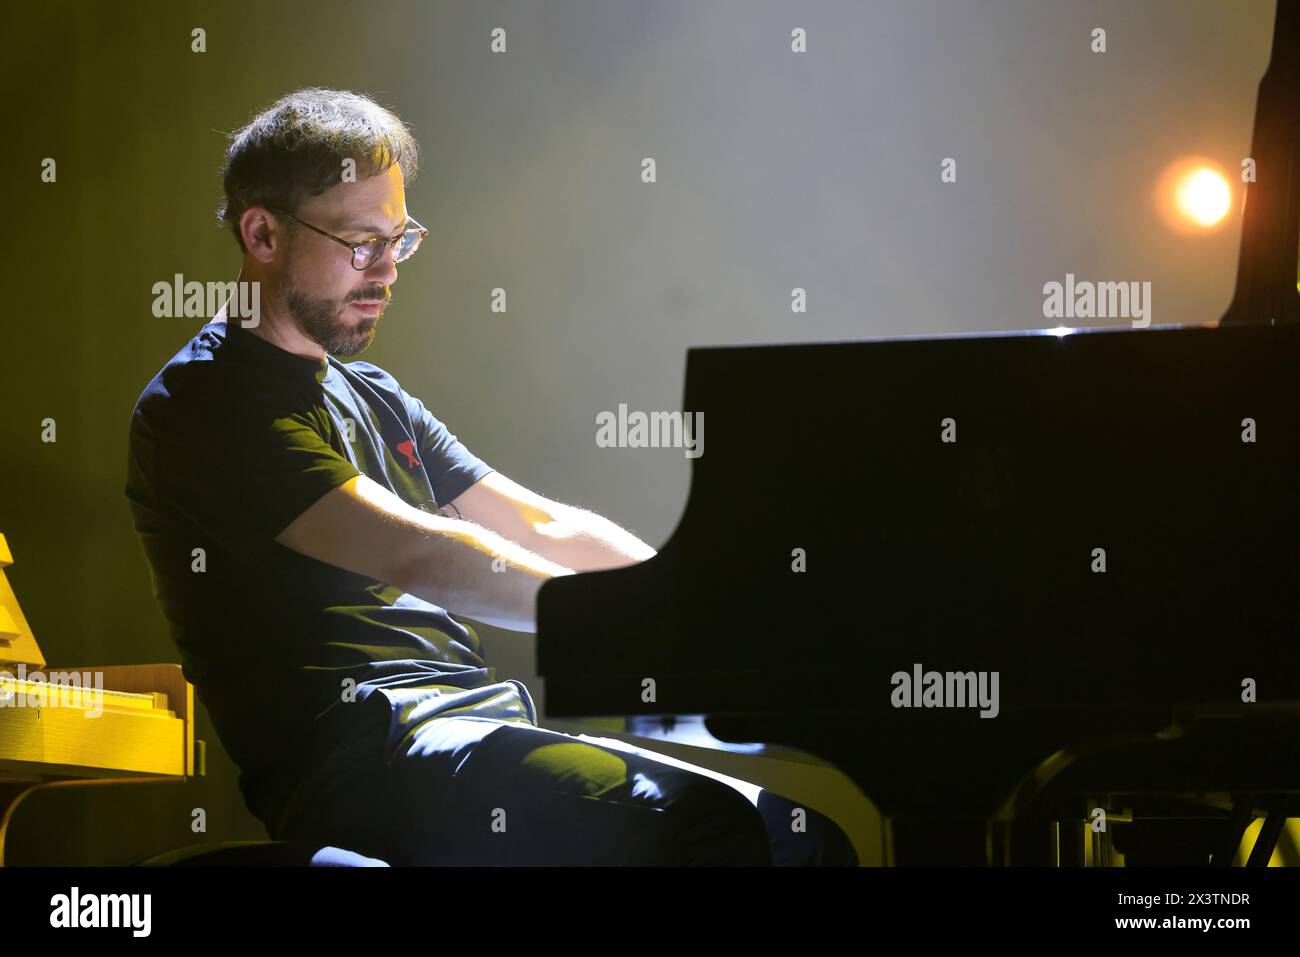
[444,471,657,572]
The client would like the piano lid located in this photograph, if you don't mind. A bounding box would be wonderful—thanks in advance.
[1221,0,1300,326]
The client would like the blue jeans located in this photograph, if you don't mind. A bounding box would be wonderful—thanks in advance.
[269,692,858,867]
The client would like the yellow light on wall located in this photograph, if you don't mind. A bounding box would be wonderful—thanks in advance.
[1154,156,1236,235]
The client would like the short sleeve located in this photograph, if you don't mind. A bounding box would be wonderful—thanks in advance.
[401,391,494,507]
[132,385,362,566]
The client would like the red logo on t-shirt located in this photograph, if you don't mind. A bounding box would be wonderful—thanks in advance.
[395,439,421,470]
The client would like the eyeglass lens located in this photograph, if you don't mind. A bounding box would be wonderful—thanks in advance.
[353,229,422,269]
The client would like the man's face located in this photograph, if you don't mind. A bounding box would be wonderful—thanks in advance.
[277,164,407,357]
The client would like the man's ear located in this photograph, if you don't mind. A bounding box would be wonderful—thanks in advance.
[240,206,281,264]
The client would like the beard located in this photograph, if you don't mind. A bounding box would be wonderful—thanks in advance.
[280,270,386,358]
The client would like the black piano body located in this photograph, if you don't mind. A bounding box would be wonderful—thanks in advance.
[538,320,1300,864]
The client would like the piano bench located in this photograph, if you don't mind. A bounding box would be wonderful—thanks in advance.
[133,841,389,867]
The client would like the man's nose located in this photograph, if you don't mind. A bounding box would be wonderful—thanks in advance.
[365,244,399,285]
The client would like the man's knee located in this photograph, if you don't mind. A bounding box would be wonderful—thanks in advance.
[657,775,772,866]
[805,810,859,866]
[757,791,860,866]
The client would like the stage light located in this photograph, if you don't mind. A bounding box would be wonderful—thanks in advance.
[1154,156,1235,235]
[1175,168,1231,226]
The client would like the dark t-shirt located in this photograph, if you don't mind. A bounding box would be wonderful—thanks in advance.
[125,317,536,823]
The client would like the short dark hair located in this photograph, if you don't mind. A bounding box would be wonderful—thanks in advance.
[216,88,419,252]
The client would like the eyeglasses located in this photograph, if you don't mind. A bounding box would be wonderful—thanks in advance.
[269,206,428,270]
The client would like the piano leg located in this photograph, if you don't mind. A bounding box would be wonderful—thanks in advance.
[996,813,1073,866]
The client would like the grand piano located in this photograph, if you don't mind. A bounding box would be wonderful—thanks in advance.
[537,1,1300,865]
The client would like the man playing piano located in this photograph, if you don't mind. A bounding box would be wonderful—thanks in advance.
[125,88,857,866]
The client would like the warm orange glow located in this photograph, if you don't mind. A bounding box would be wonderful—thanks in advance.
[1176,168,1231,226]
[1154,156,1236,235]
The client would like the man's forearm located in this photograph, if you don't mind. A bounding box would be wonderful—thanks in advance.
[392,515,574,632]
[529,503,657,572]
